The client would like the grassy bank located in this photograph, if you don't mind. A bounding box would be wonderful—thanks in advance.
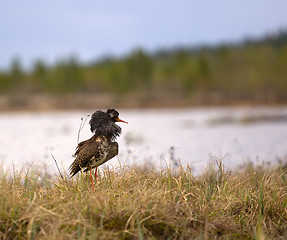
[1,161,287,239]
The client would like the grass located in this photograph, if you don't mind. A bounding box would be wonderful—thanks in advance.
[1,159,287,239]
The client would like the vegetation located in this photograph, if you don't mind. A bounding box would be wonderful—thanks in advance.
[1,159,287,239]
[1,31,287,109]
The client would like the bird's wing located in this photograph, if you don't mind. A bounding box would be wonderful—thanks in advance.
[69,141,101,177]
[74,139,89,157]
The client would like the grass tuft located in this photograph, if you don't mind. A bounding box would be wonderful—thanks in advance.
[0,160,287,239]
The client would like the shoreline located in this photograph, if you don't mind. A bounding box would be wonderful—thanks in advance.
[0,93,287,113]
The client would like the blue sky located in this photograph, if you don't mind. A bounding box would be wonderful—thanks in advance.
[1,0,287,69]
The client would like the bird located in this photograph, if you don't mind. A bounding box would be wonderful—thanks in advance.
[68,109,127,188]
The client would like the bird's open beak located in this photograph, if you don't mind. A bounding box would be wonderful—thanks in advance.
[115,117,128,124]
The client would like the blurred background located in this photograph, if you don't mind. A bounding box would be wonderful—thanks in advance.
[0,0,287,173]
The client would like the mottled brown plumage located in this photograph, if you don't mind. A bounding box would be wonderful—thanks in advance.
[68,109,127,178]
[69,135,118,177]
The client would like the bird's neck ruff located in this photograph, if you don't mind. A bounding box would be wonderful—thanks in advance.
[95,123,121,141]
[90,110,122,141]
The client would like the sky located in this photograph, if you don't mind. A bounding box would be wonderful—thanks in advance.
[1,0,287,69]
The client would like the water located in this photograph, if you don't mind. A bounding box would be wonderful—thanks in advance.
[1,106,287,174]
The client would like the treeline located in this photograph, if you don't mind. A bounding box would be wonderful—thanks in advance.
[1,31,287,106]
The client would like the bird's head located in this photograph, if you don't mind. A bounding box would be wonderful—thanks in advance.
[89,109,127,140]
[106,108,128,124]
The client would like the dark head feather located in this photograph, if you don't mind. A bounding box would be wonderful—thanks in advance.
[89,109,122,141]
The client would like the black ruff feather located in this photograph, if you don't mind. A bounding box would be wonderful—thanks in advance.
[89,109,122,141]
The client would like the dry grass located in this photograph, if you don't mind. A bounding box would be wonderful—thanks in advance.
[1,160,287,239]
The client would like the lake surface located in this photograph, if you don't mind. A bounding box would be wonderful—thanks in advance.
[1,106,287,174]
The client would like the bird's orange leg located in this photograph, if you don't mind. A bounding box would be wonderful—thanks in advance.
[94,167,98,182]
[90,168,95,190]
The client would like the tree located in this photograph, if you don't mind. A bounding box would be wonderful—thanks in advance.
[9,57,23,89]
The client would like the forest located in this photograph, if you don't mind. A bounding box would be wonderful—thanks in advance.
[1,30,287,109]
